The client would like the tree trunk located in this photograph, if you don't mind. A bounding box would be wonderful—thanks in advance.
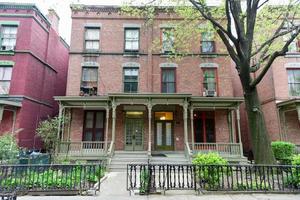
[244,87,276,164]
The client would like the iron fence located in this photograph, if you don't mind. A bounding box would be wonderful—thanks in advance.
[0,163,104,195]
[127,164,300,194]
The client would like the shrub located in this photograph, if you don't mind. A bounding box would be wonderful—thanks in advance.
[0,133,19,163]
[286,154,300,189]
[271,141,295,164]
[139,169,150,194]
[192,153,228,189]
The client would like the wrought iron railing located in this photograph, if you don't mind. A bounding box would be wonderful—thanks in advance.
[58,141,109,156]
[0,163,104,194]
[191,143,242,156]
[127,164,300,194]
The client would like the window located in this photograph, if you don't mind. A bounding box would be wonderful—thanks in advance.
[80,67,98,96]
[287,69,300,96]
[161,68,176,93]
[124,68,138,93]
[282,21,300,53]
[83,111,105,142]
[1,26,17,51]
[85,27,100,51]
[0,66,12,94]
[201,32,215,53]
[124,28,139,52]
[203,68,217,96]
[161,29,174,53]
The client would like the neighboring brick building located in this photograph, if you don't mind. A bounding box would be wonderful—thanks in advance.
[55,5,244,161]
[232,38,300,155]
[0,3,69,149]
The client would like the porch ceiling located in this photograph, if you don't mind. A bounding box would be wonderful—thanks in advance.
[190,96,244,109]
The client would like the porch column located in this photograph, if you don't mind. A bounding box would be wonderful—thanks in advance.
[236,107,243,157]
[183,100,188,144]
[190,107,194,150]
[56,103,64,155]
[12,110,16,134]
[0,105,3,122]
[105,107,110,151]
[297,104,300,123]
[147,103,152,155]
[111,100,117,148]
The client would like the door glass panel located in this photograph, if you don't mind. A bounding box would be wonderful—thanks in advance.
[126,120,133,146]
[166,122,172,146]
[135,120,143,146]
[83,131,93,141]
[206,118,215,142]
[85,112,94,128]
[156,122,163,146]
[95,112,104,128]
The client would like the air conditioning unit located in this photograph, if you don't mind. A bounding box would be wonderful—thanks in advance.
[203,90,217,97]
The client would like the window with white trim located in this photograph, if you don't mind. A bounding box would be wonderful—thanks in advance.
[124,28,139,52]
[0,66,12,94]
[85,27,100,51]
[287,69,300,96]
[80,67,98,96]
[124,68,139,93]
[1,26,18,51]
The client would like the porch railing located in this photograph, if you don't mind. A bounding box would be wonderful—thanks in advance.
[58,141,109,156]
[191,143,242,157]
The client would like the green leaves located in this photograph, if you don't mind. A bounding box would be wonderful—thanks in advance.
[0,133,19,163]
[271,141,296,163]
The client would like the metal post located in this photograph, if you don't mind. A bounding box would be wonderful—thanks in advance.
[236,107,243,157]
[105,107,110,151]
[111,99,117,150]
[190,107,194,151]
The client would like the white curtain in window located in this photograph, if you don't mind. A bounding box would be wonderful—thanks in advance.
[125,29,139,50]
[85,28,99,40]
[0,67,12,80]
[0,82,10,94]
[124,68,138,76]
[2,26,17,49]
[162,30,174,52]
[85,41,99,50]
[82,68,98,82]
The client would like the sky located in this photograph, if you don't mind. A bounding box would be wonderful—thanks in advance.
[4,0,289,44]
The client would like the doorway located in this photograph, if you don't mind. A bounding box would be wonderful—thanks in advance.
[125,112,144,151]
[155,112,174,150]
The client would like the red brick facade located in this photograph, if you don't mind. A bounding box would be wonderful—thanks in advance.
[0,3,69,149]
[57,5,243,154]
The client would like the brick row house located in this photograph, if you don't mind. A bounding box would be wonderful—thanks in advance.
[0,3,69,149]
[55,5,245,163]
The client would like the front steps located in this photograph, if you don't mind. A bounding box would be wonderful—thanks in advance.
[109,151,190,172]
[109,151,148,172]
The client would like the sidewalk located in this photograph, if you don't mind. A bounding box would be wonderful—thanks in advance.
[18,172,300,200]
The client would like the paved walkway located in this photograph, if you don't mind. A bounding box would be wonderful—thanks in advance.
[18,172,300,200]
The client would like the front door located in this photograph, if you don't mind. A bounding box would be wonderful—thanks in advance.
[125,118,144,151]
[155,121,174,150]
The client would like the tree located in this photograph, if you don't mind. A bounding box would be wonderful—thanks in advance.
[36,116,68,155]
[123,0,300,164]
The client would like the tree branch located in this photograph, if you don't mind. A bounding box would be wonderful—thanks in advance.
[250,27,300,87]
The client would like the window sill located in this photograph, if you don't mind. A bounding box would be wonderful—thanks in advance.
[123,53,140,57]
[200,53,218,58]
[0,50,15,55]
[284,52,300,58]
[83,50,101,54]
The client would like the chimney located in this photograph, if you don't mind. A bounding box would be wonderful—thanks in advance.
[47,8,60,33]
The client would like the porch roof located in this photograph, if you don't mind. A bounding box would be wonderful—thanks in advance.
[0,100,22,107]
[277,98,300,109]
[190,96,244,109]
[54,96,110,107]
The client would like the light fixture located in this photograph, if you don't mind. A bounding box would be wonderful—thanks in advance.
[160,116,166,120]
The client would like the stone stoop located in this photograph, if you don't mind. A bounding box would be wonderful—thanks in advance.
[150,152,191,165]
[109,151,148,172]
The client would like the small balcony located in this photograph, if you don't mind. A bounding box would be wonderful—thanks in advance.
[58,141,110,157]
